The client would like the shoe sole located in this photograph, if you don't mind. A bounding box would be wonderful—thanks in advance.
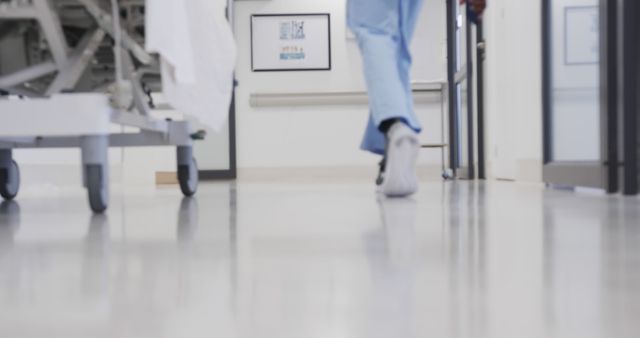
[382,132,419,197]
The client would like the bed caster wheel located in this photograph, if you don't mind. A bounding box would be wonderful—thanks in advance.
[442,169,454,181]
[86,165,109,213]
[0,160,20,201]
[178,157,198,197]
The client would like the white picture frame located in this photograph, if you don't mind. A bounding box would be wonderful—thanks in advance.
[251,14,332,71]
[564,6,599,65]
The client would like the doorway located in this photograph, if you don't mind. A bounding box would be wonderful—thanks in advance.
[541,0,639,194]
[446,0,485,180]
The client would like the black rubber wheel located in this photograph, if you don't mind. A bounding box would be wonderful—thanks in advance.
[178,157,198,197]
[86,165,109,213]
[0,160,19,201]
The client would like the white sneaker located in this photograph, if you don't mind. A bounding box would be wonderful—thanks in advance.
[380,122,419,197]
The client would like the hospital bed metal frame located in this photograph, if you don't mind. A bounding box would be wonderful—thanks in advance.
[0,0,200,213]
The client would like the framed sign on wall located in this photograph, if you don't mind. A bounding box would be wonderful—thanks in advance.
[251,13,331,71]
[564,6,599,65]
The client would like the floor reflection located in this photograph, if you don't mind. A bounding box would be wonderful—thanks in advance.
[0,184,239,338]
[0,201,20,257]
[177,197,199,245]
[0,181,638,338]
[543,193,640,338]
[81,214,111,300]
[444,182,488,338]
[363,182,490,338]
[365,197,417,337]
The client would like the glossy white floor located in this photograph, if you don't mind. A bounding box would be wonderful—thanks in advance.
[0,178,639,338]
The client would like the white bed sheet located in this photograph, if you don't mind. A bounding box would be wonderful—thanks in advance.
[146,0,236,132]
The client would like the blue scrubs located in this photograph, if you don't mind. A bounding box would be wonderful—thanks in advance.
[347,0,424,155]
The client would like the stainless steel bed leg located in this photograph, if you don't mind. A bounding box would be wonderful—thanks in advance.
[81,135,109,213]
[177,146,198,197]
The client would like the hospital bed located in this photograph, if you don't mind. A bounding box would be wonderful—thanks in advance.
[0,0,205,213]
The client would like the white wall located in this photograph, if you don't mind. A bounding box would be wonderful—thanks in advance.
[483,0,601,182]
[233,0,447,171]
[10,0,453,189]
[550,0,600,161]
[484,0,543,182]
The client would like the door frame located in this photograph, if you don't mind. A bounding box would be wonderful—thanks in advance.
[446,0,480,180]
[621,0,639,195]
[200,0,237,180]
[476,22,486,180]
[541,0,618,192]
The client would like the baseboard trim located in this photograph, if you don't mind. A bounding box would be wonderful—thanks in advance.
[484,159,543,183]
[156,170,237,185]
[516,159,543,182]
[236,165,444,183]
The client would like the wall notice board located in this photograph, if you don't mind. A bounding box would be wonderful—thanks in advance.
[251,14,331,71]
[564,6,599,65]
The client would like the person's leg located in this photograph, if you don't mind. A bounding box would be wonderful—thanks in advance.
[347,0,422,155]
[348,0,424,196]
[361,114,387,155]
[401,0,425,43]
[378,0,425,197]
[397,0,425,127]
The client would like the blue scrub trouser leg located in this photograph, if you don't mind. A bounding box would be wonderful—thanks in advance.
[347,0,425,155]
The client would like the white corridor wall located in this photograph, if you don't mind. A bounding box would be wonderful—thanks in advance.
[11,0,452,190]
[233,0,447,172]
[484,0,544,182]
